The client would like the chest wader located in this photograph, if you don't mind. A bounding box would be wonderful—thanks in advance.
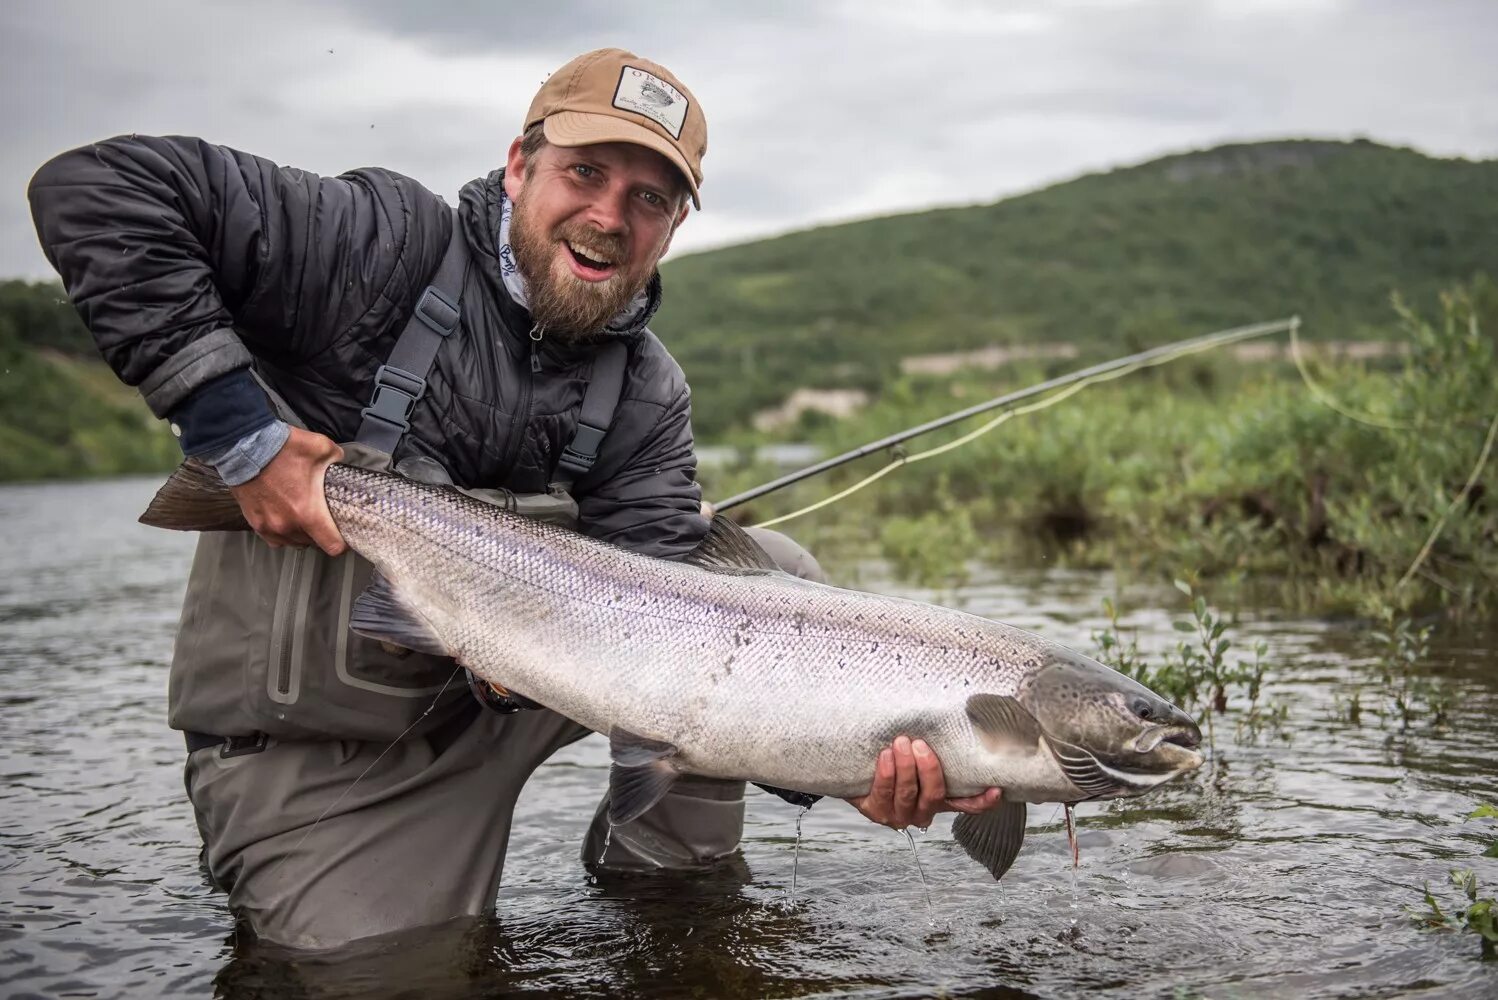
[174,212,629,749]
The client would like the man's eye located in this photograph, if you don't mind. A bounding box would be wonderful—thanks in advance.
[572,164,595,178]
[639,191,662,206]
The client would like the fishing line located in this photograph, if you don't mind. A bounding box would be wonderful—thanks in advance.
[1287,318,1411,431]
[752,325,1279,530]
[1396,409,1498,592]
[269,666,464,884]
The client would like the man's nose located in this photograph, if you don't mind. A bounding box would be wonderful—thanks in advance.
[583,184,629,233]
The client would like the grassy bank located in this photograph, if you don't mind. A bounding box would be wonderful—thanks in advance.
[702,288,1497,617]
[0,320,179,481]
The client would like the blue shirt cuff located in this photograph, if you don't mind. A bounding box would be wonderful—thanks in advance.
[203,420,291,486]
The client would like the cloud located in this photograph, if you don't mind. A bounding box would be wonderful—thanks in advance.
[3,0,1495,280]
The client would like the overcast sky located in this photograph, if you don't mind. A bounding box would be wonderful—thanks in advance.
[3,0,1494,280]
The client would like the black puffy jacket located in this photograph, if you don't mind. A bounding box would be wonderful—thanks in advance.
[28,135,707,558]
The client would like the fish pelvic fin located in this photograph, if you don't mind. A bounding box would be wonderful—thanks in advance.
[607,728,681,826]
[952,799,1028,881]
[683,514,781,573]
[349,573,453,659]
[753,783,823,809]
[139,460,251,532]
[965,694,1043,754]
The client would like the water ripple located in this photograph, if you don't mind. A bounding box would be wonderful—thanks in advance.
[2,479,1496,998]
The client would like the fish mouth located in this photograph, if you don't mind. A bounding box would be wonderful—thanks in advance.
[1048,736,1203,800]
[1125,723,1202,755]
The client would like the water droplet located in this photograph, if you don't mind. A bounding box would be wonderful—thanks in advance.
[788,805,808,904]
[903,828,935,926]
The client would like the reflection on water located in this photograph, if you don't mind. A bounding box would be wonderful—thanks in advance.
[1,478,1495,998]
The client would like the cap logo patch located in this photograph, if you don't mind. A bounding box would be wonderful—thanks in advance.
[613,66,688,139]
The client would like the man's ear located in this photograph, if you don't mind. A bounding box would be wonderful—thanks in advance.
[503,137,527,201]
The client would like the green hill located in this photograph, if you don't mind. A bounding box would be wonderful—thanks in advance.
[0,313,179,482]
[655,138,1498,436]
[3,138,1494,476]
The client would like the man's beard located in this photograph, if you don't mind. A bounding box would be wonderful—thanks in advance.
[508,198,649,343]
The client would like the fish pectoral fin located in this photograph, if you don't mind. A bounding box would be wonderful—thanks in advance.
[683,514,781,573]
[607,728,682,825]
[952,799,1028,881]
[965,694,1043,754]
[139,460,251,532]
[349,574,452,659]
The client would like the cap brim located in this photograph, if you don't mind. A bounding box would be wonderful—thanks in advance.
[544,112,701,210]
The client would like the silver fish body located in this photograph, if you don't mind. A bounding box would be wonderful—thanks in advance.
[144,461,1203,879]
[324,467,1198,802]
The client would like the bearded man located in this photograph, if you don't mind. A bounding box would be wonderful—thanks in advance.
[29,47,1000,950]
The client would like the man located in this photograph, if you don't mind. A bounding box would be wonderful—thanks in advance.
[29,47,1000,949]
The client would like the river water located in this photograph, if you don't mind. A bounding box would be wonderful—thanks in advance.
[1,477,1494,999]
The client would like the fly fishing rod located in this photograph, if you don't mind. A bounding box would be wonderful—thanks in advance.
[713,316,1299,516]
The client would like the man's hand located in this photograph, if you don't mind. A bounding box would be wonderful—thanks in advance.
[845,736,1003,830]
[229,426,346,556]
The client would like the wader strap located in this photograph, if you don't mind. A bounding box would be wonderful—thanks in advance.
[552,340,628,490]
[357,210,468,453]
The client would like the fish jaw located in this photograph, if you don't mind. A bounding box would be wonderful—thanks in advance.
[1046,734,1203,800]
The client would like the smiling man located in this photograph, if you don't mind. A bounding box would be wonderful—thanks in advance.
[29,47,998,949]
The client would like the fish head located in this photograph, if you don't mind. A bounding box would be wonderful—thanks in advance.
[1019,647,1202,799]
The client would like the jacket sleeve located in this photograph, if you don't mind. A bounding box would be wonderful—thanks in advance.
[576,384,709,560]
[27,134,443,451]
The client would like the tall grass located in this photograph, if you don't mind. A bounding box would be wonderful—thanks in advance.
[704,286,1497,617]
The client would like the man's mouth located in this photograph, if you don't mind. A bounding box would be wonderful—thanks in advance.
[563,240,619,280]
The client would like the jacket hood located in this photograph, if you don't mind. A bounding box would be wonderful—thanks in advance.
[459,169,664,344]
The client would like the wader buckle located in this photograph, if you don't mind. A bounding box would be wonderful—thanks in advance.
[221,732,269,758]
[360,364,426,437]
[184,730,268,757]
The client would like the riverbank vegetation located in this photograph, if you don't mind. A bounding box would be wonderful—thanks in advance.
[704,284,1497,618]
[0,282,179,480]
[1411,806,1498,960]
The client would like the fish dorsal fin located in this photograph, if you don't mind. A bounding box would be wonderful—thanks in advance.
[965,694,1043,754]
[139,460,251,532]
[953,799,1028,881]
[349,573,453,659]
[683,514,780,573]
[607,727,681,825]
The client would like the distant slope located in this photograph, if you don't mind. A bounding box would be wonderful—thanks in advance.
[0,316,179,481]
[655,139,1498,436]
[4,138,1494,473]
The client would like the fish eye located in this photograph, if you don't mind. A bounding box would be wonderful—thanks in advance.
[1130,698,1154,721]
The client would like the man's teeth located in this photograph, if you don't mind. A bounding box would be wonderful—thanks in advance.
[567,241,614,267]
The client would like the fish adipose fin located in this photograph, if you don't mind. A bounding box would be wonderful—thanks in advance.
[349,574,453,659]
[965,694,1043,754]
[607,728,681,825]
[139,460,251,532]
[952,799,1028,880]
[683,515,781,573]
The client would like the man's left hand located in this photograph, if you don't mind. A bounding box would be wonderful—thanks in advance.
[845,735,1003,830]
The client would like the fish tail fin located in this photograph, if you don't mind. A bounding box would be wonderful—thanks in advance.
[139,460,251,532]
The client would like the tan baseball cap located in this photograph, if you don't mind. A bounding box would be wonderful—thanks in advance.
[524,48,707,209]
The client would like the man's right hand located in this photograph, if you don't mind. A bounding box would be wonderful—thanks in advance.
[229,426,347,556]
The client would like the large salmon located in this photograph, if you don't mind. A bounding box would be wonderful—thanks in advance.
[143,461,1202,879]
